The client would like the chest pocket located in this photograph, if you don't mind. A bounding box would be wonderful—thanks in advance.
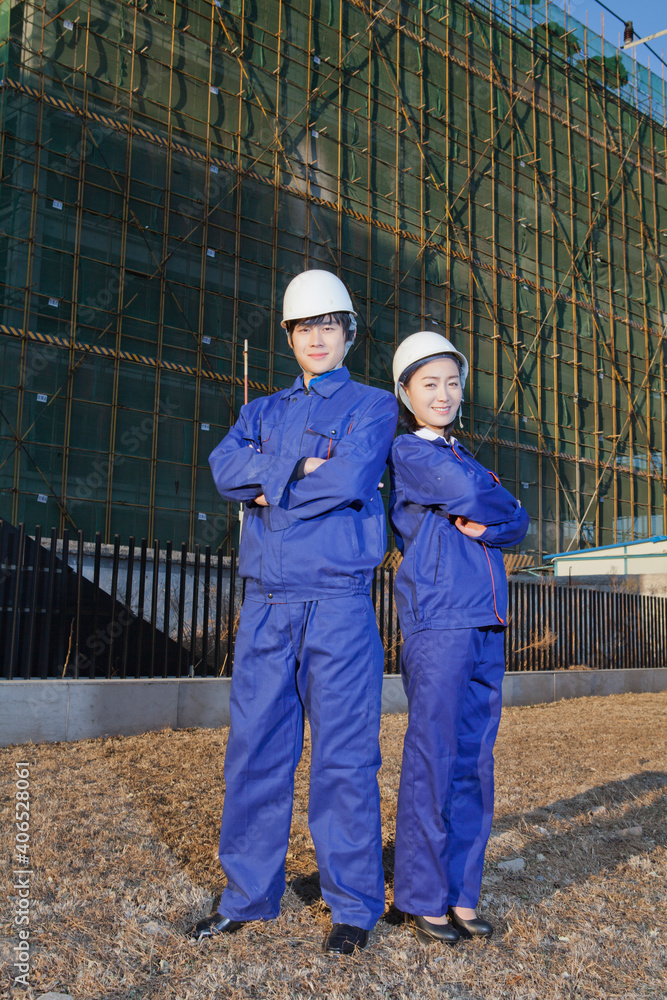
[257,418,283,453]
[305,417,350,458]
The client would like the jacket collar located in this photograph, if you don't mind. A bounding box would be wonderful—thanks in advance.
[281,366,351,400]
[414,427,458,447]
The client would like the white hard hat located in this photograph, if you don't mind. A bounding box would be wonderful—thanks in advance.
[393,331,469,412]
[281,269,357,328]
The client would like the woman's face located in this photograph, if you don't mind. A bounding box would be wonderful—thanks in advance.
[402,357,463,435]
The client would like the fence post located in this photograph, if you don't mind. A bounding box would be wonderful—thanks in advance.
[150,539,160,679]
[176,543,187,677]
[387,567,395,674]
[214,545,223,676]
[25,526,42,678]
[136,539,148,674]
[91,532,102,677]
[226,548,236,677]
[202,545,211,675]
[163,541,172,679]
[122,537,135,679]
[379,566,386,658]
[190,544,201,676]
[74,529,84,679]
[8,523,26,680]
[41,528,58,679]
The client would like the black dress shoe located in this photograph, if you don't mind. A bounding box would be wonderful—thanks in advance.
[187,913,245,942]
[446,907,493,939]
[405,913,460,945]
[324,923,370,954]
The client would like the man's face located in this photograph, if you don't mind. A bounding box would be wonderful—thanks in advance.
[288,315,348,381]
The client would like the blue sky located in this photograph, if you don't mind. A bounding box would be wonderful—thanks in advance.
[567,0,667,73]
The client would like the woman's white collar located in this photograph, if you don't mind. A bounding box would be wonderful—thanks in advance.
[414,427,457,444]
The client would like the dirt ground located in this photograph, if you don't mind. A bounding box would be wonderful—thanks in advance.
[1,690,665,1000]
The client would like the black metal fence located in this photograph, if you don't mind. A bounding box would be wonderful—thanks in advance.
[505,578,666,671]
[1,522,665,680]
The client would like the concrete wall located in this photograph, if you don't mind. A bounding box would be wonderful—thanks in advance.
[1,668,666,747]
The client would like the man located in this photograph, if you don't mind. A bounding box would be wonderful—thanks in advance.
[190,270,398,954]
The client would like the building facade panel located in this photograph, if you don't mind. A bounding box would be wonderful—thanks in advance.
[0,0,665,559]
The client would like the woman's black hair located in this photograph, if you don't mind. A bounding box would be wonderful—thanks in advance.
[397,354,462,439]
[285,312,355,343]
[398,406,421,434]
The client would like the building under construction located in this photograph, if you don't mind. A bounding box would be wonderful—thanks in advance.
[0,0,666,563]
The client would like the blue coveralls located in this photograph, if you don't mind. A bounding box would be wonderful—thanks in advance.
[209,366,398,928]
[389,428,529,914]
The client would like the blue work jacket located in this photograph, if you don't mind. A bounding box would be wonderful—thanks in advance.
[389,431,530,636]
[209,367,398,603]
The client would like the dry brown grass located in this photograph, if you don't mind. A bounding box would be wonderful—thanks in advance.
[1,691,666,1000]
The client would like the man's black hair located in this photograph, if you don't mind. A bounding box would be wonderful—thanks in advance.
[286,312,355,343]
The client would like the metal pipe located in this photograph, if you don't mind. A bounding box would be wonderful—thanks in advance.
[238,339,249,543]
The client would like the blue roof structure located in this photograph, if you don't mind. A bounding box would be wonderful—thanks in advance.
[546,536,667,562]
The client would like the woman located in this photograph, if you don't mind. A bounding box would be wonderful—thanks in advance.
[389,331,529,945]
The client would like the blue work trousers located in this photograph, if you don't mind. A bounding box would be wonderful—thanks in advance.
[394,626,505,915]
[217,594,385,929]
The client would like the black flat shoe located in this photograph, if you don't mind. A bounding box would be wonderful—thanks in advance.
[447,907,493,939]
[324,923,370,954]
[405,913,460,945]
[187,913,245,942]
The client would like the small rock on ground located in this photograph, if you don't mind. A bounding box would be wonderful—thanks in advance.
[497,857,526,872]
[143,920,170,937]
